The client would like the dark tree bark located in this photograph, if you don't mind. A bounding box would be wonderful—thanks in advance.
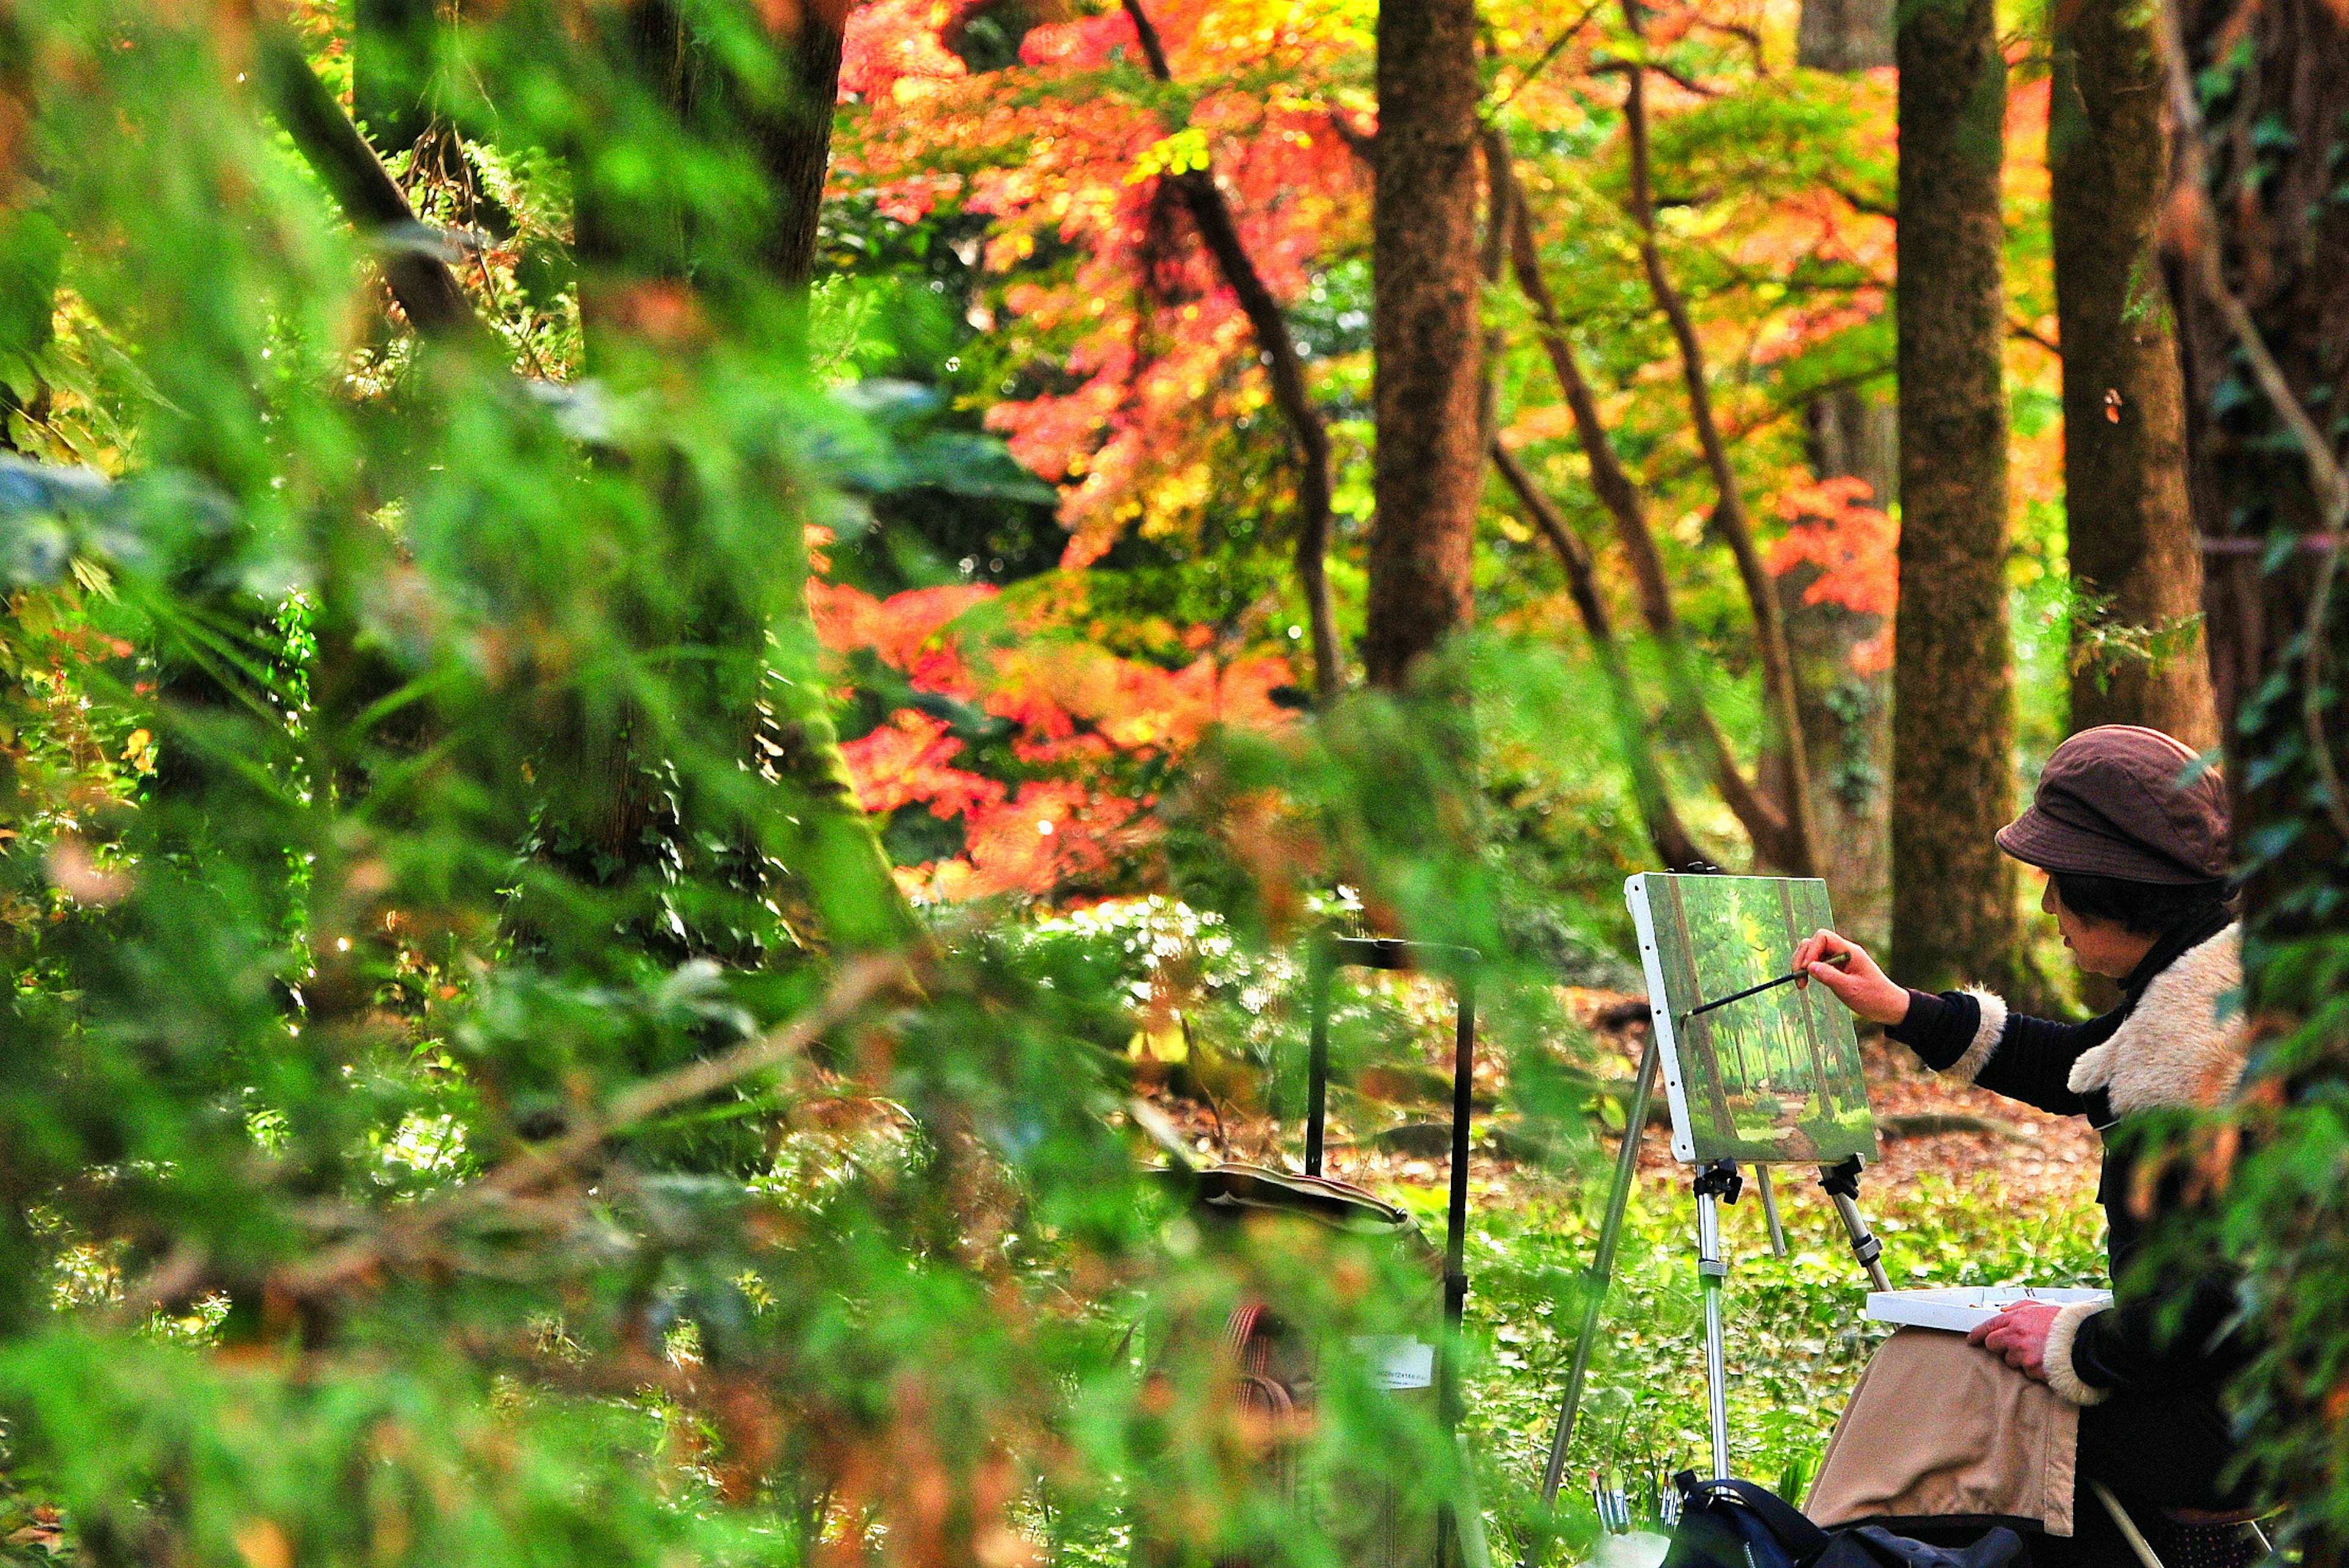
[1363,0,1484,688]
[749,0,851,290]
[256,29,484,345]
[2160,1,2349,1544]
[2050,0,2216,748]
[1892,0,2021,992]
[1123,0,1345,703]
[2164,0,2349,953]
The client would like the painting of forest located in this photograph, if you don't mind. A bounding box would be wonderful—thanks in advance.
[1628,875,1879,1165]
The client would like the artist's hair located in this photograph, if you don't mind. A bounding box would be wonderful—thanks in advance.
[2050,871,2230,936]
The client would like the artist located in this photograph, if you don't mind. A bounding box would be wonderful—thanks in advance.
[1792,725,2256,1547]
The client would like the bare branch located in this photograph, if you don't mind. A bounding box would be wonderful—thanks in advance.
[1614,18,1820,873]
[1493,438,1704,869]
[1125,0,1345,702]
[254,28,487,345]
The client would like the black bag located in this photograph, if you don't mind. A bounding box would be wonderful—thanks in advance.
[1661,1474,2028,1568]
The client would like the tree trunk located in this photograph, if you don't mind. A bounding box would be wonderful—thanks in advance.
[1796,0,1896,937]
[748,0,851,291]
[2161,0,2349,1544]
[2049,0,2216,748]
[1791,391,1896,941]
[560,5,917,953]
[1892,0,2020,992]
[1363,0,1483,688]
[1798,0,1892,70]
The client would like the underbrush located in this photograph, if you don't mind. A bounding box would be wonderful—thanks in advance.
[1426,1167,2106,1556]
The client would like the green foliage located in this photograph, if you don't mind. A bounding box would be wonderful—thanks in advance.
[1460,1174,2106,1540]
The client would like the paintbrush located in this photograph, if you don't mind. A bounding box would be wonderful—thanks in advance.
[1683,950,1847,1020]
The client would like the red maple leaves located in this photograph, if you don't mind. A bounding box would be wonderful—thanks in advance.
[813,576,1295,899]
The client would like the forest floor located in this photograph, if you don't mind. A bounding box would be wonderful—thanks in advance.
[1130,983,2109,1539]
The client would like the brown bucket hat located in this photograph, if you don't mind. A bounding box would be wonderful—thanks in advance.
[1995,725,2230,885]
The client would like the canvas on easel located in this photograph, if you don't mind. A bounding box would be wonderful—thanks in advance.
[1626,873,1879,1165]
[1537,875,1894,1496]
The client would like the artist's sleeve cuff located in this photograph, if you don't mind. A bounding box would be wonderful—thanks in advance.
[2043,1300,2112,1406]
[1945,989,2008,1083]
[1887,989,2006,1080]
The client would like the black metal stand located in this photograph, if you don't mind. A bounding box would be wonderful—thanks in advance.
[1304,937,1484,1568]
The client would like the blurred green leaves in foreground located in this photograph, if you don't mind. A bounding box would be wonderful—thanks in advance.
[0,7,1651,1568]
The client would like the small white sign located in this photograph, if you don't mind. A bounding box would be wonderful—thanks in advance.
[1349,1335,1435,1389]
[1865,1286,2109,1334]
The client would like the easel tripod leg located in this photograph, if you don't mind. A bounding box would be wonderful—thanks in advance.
[1537,1040,1658,1510]
[1696,1185,1731,1479]
[1818,1158,1891,1291]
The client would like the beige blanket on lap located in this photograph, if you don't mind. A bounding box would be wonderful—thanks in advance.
[1807,1328,2079,1537]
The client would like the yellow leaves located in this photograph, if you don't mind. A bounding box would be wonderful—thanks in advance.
[1127,128,1213,185]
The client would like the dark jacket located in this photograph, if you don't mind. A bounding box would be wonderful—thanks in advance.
[1887,907,2249,1408]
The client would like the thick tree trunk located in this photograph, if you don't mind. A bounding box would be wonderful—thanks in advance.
[748,0,851,290]
[1892,0,2020,992]
[559,5,917,952]
[1363,0,1483,689]
[2162,0,2349,1543]
[2049,0,2216,748]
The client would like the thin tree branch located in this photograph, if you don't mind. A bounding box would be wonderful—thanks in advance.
[1125,0,1345,703]
[1615,17,1820,874]
[1482,0,1610,119]
[2009,316,2063,357]
[277,953,912,1296]
[1493,439,1704,868]
[1494,150,1798,867]
[254,27,487,345]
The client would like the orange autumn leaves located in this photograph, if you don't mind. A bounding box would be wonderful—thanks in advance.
[835,0,1368,563]
[811,577,1296,900]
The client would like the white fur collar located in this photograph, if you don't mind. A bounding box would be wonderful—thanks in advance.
[2066,924,2247,1114]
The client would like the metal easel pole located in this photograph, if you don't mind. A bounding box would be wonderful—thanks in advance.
[1693,1161,1742,1480]
[1819,1157,1891,1291]
[1538,1039,1659,1509]
[1755,1167,1787,1257]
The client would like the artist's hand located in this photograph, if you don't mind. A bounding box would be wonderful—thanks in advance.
[1790,929,1909,1026]
[1969,1300,2062,1381]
